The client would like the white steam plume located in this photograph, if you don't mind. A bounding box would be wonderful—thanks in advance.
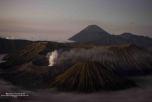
[48,50,58,66]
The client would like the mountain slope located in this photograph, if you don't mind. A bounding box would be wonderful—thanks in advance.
[119,33,152,47]
[0,38,32,53]
[69,25,111,42]
[69,25,152,47]
[58,44,152,76]
[0,41,69,68]
[51,61,135,92]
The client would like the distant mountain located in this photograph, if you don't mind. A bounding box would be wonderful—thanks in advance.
[119,33,152,47]
[0,38,32,53]
[0,37,70,54]
[69,25,152,47]
[69,25,111,42]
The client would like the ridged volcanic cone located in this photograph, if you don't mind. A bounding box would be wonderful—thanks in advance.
[51,61,135,92]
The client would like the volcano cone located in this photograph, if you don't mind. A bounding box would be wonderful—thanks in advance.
[52,61,135,92]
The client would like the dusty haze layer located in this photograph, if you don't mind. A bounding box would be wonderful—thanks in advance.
[0,0,152,41]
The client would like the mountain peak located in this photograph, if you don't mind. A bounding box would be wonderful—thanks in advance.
[69,25,110,42]
[81,25,109,33]
[85,25,103,30]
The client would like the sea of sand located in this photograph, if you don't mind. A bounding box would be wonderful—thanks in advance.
[0,74,152,102]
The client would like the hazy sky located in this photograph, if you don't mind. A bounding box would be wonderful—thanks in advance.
[0,0,152,41]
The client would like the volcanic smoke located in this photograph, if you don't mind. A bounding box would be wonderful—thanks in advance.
[48,50,58,66]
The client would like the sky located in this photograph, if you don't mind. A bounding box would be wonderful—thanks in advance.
[0,0,152,41]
